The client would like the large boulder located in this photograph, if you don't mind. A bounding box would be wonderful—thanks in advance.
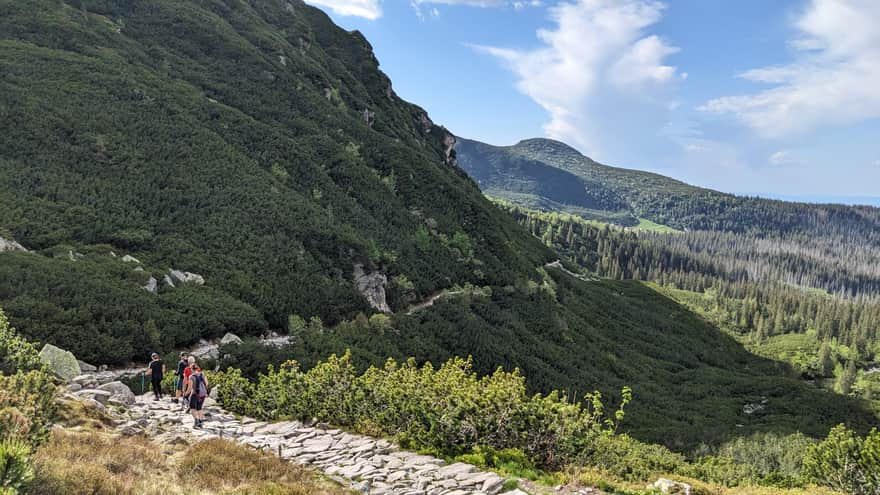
[39,344,81,382]
[0,235,27,253]
[97,381,135,406]
[169,269,205,285]
[220,332,243,346]
[649,478,692,495]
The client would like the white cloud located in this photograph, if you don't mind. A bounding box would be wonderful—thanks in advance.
[769,150,792,165]
[700,0,880,138]
[474,0,679,155]
[305,0,381,19]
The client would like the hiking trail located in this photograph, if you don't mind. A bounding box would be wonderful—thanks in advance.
[106,392,519,495]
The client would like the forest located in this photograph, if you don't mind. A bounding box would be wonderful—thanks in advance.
[497,202,880,400]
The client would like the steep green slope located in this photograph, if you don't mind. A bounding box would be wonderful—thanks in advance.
[456,137,880,240]
[0,0,552,361]
[0,0,874,450]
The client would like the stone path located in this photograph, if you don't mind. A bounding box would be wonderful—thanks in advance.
[114,394,511,495]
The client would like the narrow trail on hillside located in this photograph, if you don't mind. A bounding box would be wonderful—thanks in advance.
[112,394,512,495]
[405,290,462,315]
[543,260,596,282]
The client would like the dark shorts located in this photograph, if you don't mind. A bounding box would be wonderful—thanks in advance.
[189,395,205,411]
[176,376,184,390]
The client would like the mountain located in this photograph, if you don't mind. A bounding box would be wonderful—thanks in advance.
[0,0,875,450]
[455,137,880,240]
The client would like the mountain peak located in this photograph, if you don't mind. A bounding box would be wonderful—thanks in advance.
[511,138,591,162]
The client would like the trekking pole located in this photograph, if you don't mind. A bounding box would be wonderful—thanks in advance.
[140,372,145,395]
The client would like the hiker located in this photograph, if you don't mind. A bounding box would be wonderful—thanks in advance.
[180,355,195,411]
[172,351,188,404]
[146,352,165,401]
[185,357,209,428]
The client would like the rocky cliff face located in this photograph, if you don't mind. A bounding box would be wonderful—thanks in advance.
[353,264,391,314]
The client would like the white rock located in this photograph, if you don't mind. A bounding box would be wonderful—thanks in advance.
[121,254,141,263]
[169,269,205,285]
[649,478,692,495]
[220,332,243,346]
[143,276,158,293]
[0,235,27,253]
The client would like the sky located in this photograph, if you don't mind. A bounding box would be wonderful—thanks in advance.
[304,0,880,203]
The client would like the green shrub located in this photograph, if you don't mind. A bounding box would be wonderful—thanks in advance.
[214,352,632,470]
[0,310,41,375]
[802,424,880,495]
[0,440,33,493]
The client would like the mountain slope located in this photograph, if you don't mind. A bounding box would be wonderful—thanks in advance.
[0,0,553,360]
[0,0,875,450]
[456,137,880,240]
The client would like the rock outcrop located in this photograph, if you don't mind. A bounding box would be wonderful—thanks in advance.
[144,276,158,294]
[353,264,391,314]
[121,254,140,263]
[169,269,205,285]
[220,332,243,346]
[0,235,27,253]
[39,344,81,382]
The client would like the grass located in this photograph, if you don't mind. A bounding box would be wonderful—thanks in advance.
[632,218,681,233]
[23,431,354,495]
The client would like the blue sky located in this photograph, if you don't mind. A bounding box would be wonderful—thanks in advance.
[305,0,880,203]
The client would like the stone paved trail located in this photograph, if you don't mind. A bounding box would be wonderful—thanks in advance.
[115,394,512,495]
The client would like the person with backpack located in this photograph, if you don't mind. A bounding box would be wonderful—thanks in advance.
[145,352,165,401]
[185,358,209,428]
[172,351,188,404]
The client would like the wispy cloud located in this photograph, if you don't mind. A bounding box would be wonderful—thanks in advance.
[304,0,382,19]
[769,150,793,166]
[699,0,880,138]
[473,0,680,155]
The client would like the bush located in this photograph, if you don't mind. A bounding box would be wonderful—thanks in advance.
[0,440,33,494]
[0,310,41,375]
[802,424,880,495]
[213,352,632,470]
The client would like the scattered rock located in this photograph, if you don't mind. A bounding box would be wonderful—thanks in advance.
[163,274,176,288]
[121,254,140,263]
[0,235,27,253]
[143,276,158,294]
[97,381,136,406]
[220,333,243,346]
[74,389,112,406]
[78,360,97,373]
[743,403,766,415]
[353,264,391,314]
[649,478,692,495]
[169,269,205,285]
[362,108,376,127]
[39,344,81,382]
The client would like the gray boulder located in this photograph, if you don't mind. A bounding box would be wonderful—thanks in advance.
[78,360,97,373]
[143,276,158,294]
[0,235,27,253]
[121,254,140,263]
[74,389,112,406]
[649,478,692,495]
[169,269,205,285]
[39,344,81,382]
[97,381,135,406]
[220,332,243,346]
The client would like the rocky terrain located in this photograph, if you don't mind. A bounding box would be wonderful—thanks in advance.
[75,385,513,495]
